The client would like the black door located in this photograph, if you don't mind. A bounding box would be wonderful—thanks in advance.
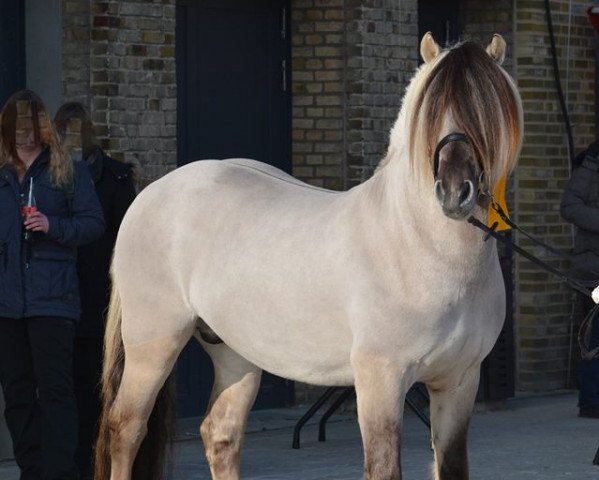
[418,0,461,51]
[0,0,25,107]
[177,0,291,171]
[175,0,293,418]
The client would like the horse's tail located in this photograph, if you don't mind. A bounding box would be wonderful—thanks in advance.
[94,276,176,480]
[94,277,125,480]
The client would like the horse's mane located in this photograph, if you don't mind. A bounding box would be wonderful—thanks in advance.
[383,41,523,190]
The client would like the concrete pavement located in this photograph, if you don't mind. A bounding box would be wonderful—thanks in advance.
[0,392,597,479]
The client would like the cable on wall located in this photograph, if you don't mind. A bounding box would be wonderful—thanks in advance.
[544,0,576,168]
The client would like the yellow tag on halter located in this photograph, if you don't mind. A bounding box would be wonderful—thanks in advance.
[487,176,511,231]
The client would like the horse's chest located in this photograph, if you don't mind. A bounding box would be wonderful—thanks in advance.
[414,298,502,375]
[362,273,502,367]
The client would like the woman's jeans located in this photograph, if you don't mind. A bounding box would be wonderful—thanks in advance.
[0,316,78,480]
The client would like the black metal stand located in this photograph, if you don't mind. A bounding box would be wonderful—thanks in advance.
[292,387,339,449]
[292,384,431,449]
[318,387,356,442]
[594,445,599,466]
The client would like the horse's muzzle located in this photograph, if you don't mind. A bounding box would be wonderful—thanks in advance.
[435,177,477,219]
[433,133,480,220]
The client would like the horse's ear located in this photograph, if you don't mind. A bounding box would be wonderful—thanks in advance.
[486,34,506,65]
[420,32,440,63]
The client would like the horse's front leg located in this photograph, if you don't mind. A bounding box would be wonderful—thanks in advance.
[427,365,480,480]
[352,350,411,480]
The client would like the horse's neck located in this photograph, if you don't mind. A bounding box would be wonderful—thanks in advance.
[358,150,495,275]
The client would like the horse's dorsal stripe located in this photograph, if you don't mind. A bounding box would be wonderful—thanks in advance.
[226,160,342,194]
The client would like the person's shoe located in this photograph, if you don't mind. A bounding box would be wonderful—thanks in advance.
[579,405,599,418]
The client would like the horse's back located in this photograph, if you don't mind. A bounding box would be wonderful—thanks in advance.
[155,158,334,196]
[118,157,344,256]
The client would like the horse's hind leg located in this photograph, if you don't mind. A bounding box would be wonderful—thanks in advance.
[427,365,480,480]
[200,342,262,480]
[108,333,189,479]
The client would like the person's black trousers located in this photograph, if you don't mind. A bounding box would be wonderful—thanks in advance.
[0,316,78,480]
[576,293,599,409]
[73,335,103,480]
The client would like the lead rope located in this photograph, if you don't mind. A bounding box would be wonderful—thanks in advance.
[468,193,599,359]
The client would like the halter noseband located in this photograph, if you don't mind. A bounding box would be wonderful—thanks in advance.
[433,132,488,194]
[432,133,471,178]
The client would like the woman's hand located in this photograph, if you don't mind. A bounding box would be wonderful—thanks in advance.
[24,211,50,233]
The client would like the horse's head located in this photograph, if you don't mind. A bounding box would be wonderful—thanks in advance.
[404,33,522,221]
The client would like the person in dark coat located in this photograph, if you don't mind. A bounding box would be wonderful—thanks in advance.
[0,90,105,479]
[561,140,599,418]
[55,102,137,479]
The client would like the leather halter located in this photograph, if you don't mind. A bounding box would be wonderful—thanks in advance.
[432,132,471,179]
[433,132,489,194]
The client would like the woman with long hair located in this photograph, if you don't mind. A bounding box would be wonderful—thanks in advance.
[0,90,104,479]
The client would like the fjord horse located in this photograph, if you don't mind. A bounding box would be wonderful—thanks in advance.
[95,33,522,480]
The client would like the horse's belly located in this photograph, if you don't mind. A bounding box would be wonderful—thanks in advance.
[199,302,355,386]
[188,259,355,386]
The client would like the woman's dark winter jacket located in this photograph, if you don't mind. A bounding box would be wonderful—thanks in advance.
[561,144,599,284]
[0,148,105,320]
[76,147,136,337]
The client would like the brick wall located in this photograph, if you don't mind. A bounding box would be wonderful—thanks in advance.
[62,0,177,184]
[345,0,417,187]
[291,0,416,190]
[514,0,595,391]
[291,0,346,190]
[62,0,91,106]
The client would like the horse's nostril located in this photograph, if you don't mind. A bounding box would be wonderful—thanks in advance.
[458,180,474,206]
[434,179,445,203]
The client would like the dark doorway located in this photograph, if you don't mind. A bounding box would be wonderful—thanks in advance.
[418,0,461,50]
[0,0,25,107]
[177,0,291,172]
[175,0,293,418]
